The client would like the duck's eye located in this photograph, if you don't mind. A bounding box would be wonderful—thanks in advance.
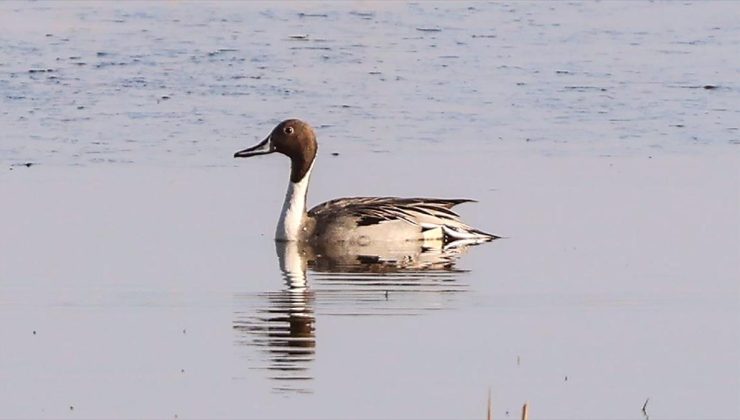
[284,126,294,135]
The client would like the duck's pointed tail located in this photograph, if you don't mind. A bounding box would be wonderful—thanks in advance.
[441,224,500,242]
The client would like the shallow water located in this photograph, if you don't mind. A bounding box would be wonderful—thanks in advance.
[1,2,739,419]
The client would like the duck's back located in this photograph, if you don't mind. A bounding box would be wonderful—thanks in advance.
[307,197,495,244]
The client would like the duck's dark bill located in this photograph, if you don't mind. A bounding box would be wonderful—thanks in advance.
[234,137,274,158]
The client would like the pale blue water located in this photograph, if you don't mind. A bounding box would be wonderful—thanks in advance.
[1,2,739,419]
[1,1,738,167]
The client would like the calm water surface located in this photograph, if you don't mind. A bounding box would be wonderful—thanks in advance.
[1,2,738,419]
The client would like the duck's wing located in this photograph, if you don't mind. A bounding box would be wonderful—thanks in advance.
[308,197,498,241]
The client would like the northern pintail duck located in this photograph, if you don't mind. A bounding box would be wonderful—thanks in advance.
[234,119,498,244]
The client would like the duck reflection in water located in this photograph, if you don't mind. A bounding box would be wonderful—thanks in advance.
[233,237,488,394]
[233,241,316,394]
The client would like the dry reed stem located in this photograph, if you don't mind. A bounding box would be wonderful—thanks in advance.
[486,388,492,420]
[521,402,529,420]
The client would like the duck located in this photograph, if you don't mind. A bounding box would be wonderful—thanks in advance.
[234,119,498,245]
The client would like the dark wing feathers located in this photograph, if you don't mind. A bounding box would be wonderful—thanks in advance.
[308,197,474,225]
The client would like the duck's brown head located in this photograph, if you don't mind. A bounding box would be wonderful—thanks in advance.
[234,119,318,183]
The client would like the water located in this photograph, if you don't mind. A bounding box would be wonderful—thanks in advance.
[1,2,739,419]
[1,1,738,166]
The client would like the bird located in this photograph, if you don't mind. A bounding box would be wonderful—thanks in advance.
[234,119,498,245]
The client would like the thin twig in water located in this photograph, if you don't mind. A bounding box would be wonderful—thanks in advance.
[642,398,650,418]
[487,388,492,420]
[521,402,529,420]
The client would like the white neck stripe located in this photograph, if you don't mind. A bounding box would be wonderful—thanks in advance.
[275,161,314,241]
